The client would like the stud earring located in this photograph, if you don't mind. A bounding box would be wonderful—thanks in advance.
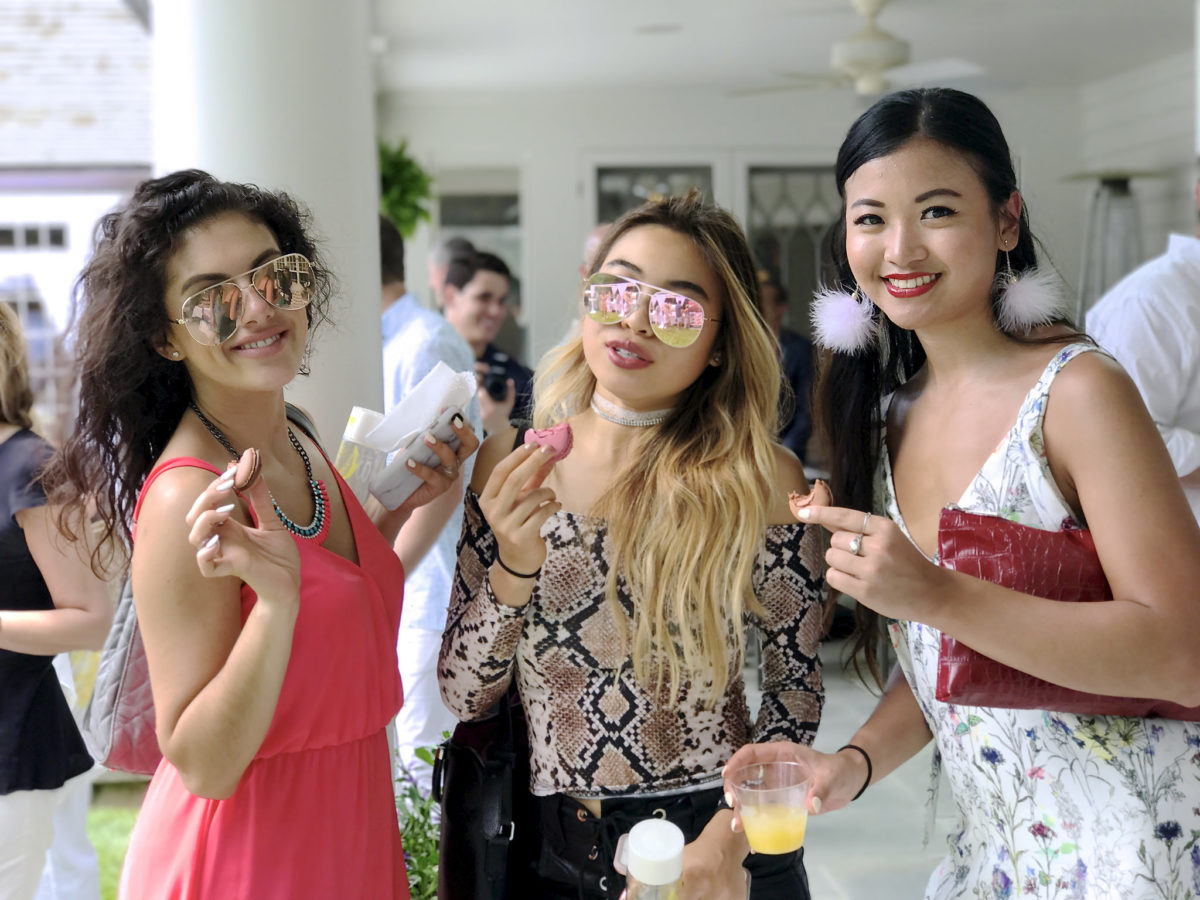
[811,284,877,354]
[709,352,722,366]
[171,351,181,359]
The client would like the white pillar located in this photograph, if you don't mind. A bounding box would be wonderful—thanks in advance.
[151,0,381,443]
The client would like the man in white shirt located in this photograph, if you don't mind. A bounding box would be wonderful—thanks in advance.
[1086,183,1200,522]
[380,216,481,793]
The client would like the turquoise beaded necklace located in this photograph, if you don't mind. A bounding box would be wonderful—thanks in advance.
[189,403,330,542]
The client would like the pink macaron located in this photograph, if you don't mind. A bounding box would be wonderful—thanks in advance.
[523,422,573,463]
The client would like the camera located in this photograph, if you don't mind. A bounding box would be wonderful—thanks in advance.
[482,366,509,401]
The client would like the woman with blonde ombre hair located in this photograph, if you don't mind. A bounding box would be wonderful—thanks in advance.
[440,191,826,899]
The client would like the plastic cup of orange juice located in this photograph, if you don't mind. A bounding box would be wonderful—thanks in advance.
[730,761,810,854]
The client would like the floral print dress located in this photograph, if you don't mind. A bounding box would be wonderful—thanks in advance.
[879,343,1200,900]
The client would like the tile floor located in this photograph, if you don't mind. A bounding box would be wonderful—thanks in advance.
[748,637,954,899]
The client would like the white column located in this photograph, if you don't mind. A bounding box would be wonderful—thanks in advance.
[152,0,381,442]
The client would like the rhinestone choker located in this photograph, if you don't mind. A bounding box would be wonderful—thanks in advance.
[589,393,673,428]
[189,403,330,541]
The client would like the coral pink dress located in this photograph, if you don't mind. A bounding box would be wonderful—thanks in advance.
[119,458,409,899]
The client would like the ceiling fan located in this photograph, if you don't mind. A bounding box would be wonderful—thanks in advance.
[732,0,985,98]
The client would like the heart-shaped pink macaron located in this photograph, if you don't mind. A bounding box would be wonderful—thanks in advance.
[523,422,573,463]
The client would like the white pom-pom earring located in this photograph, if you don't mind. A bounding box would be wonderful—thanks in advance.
[811,285,877,354]
[994,240,1072,334]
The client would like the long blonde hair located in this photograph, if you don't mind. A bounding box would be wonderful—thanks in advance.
[534,192,783,700]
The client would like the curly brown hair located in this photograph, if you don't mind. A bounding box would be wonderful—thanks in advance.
[42,169,334,569]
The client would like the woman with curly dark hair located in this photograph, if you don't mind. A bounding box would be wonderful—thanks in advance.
[43,170,477,899]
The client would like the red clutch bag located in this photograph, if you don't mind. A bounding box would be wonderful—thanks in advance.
[935,506,1200,719]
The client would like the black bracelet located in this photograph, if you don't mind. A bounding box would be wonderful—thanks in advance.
[837,744,873,801]
[494,554,541,580]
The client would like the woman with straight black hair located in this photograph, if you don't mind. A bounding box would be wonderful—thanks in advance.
[725,88,1200,898]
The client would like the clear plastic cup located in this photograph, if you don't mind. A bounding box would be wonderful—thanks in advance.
[730,761,810,854]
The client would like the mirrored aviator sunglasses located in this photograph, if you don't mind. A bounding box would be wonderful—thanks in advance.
[583,272,716,348]
[175,253,316,346]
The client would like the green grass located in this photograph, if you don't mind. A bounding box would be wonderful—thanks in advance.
[86,806,138,900]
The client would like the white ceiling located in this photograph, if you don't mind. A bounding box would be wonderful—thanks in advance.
[371,0,1195,97]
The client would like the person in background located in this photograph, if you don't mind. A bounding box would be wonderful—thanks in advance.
[43,170,478,898]
[723,87,1200,899]
[440,191,825,899]
[1086,179,1200,522]
[427,235,475,310]
[443,250,534,435]
[35,653,102,900]
[580,222,613,277]
[0,302,111,900]
[758,270,814,464]
[379,215,482,793]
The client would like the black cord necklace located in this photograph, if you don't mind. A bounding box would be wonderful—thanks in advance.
[189,402,329,541]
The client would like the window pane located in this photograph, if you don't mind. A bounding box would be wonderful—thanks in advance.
[595,166,712,223]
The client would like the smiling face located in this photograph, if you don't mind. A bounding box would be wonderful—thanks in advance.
[582,223,723,412]
[160,210,308,396]
[443,270,510,355]
[843,137,1019,335]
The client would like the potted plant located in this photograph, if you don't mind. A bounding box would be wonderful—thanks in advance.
[379,139,433,237]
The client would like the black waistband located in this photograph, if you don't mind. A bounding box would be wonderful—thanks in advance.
[527,788,807,900]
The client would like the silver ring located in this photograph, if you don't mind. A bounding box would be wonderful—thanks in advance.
[440,465,459,480]
[861,511,872,532]
[848,533,864,556]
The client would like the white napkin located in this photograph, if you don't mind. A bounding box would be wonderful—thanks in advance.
[364,361,475,452]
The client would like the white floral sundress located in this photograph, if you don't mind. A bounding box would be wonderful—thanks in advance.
[879,343,1200,899]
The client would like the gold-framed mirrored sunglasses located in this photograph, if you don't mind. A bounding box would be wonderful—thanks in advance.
[173,253,315,346]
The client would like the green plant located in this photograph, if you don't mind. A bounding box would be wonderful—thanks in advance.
[396,746,440,899]
[379,140,433,238]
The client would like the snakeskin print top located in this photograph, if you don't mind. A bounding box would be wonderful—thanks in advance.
[439,490,826,798]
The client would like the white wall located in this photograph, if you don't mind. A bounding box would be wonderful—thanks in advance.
[1081,50,1197,263]
[381,85,1088,363]
[0,1,150,165]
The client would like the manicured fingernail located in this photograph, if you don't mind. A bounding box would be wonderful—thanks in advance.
[406,459,417,469]
[724,791,734,808]
[795,507,811,520]
[452,413,464,428]
[523,441,538,451]
[424,433,438,446]
[540,445,555,456]
[811,796,821,813]
[730,816,738,832]
[215,503,235,514]
[202,534,220,552]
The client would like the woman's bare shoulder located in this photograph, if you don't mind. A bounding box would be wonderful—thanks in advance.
[767,443,809,526]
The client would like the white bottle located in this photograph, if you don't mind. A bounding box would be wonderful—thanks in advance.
[333,406,386,505]
[622,818,685,900]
